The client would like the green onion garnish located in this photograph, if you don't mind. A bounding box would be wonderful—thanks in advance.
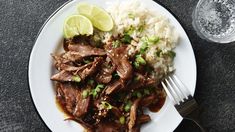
[133,61,140,69]
[167,51,176,58]
[83,59,91,64]
[128,13,135,19]
[101,101,113,110]
[135,54,146,65]
[119,116,125,124]
[72,75,81,83]
[112,40,120,48]
[90,84,105,99]
[156,50,162,57]
[144,89,150,95]
[124,101,132,112]
[140,42,148,54]
[121,34,132,44]
[82,90,89,99]
[137,92,142,98]
[148,36,160,44]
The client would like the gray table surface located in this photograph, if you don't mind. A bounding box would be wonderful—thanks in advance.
[0,0,235,132]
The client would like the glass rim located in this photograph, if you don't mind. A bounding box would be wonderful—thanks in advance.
[192,0,235,43]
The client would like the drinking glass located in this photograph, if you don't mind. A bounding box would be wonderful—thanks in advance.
[192,0,235,43]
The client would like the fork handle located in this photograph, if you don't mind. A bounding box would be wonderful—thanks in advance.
[185,118,206,132]
[184,107,207,132]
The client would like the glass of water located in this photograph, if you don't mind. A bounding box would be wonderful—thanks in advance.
[192,0,235,43]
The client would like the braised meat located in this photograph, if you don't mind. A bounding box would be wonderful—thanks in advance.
[68,44,106,57]
[51,37,166,132]
[107,46,133,81]
[56,83,90,117]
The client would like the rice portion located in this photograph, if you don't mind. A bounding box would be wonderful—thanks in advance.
[103,0,179,80]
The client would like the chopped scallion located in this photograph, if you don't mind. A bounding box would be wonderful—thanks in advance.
[82,90,89,99]
[137,92,142,98]
[144,89,150,95]
[140,42,148,54]
[126,26,135,35]
[148,36,160,44]
[90,89,98,98]
[72,75,81,83]
[121,34,132,44]
[101,101,113,110]
[135,54,146,65]
[138,25,144,32]
[124,101,132,112]
[128,13,135,19]
[90,84,105,99]
[119,116,125,124]
[167,51,176,58]
[83,59,91,64]
[155,50,162,57]
[133,61,140,69]
[112,40,120,48]
[95,84,104,90]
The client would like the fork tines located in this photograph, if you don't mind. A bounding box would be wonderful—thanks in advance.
[161,74,191,105]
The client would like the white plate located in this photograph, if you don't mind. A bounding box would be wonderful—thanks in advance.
[28,0,197,131]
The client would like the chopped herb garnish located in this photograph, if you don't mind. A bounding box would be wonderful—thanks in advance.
[96,84,104,90]
[144,89,150,95]
[90,89,98,98]
[112,40,120,48]
[119,116,125,124]
[140,42,148,54]
[140,36,159,54]
[83,59,91,64]
[138,25,144,32]
[134,54,146,69]
[82,90,89,99]
[156,50,162,57]
[148,36,160,44]
[124,101,132,112]
[72,75,81,83]
[128,13,135,19]
[90,84,105,99]
[137,92,142,98]
[126,26,135,35]
[135,54,146,65]
[121,34,132,44]
[101,101,113,110]
[167,51,176,58]
[133,61,140,69]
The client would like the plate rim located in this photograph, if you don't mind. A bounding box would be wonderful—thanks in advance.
[28,0,197,131]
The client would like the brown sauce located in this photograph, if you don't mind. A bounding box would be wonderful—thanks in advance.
[55,97,72,118]
[148,97,166,112]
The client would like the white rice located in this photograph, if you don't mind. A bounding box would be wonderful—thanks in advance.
[103,0,179,80]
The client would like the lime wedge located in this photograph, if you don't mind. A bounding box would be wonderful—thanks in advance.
[77,3,113,31]
[63,15,93,38]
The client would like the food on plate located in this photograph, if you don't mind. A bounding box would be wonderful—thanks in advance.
[77,3,114,31]
[63,15,93,38]
[51,0,178,131]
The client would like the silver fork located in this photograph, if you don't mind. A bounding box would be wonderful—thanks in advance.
[161,74,206,132]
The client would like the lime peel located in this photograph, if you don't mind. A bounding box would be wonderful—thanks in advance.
[77,3,113,31]
[63,15,93,38]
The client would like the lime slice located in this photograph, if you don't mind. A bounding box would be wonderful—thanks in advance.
[63,15,93,38]
[77,3,113,31]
